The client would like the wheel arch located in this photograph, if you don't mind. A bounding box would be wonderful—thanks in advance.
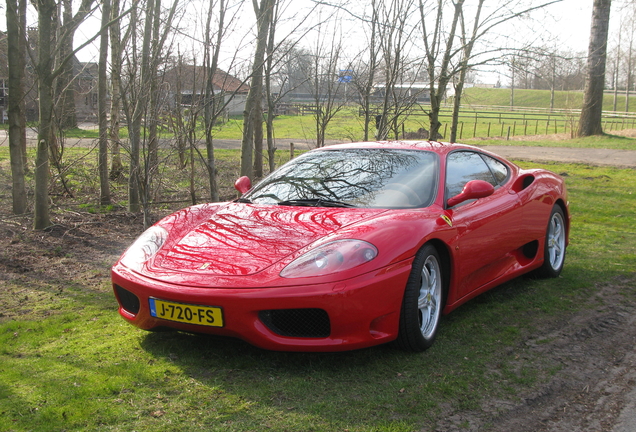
[422,238,452,309]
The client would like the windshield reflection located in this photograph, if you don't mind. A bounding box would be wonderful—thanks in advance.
[246,149,439,208]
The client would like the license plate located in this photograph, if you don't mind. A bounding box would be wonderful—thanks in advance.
[149,298,223,327]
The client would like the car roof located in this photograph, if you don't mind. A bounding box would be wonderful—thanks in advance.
[319,140,480,155]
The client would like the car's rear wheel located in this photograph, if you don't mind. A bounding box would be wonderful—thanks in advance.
[536,205,566,278]
[395,244,443,352]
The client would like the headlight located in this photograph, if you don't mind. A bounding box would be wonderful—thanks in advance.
[119,226,168,271]
[280,240,378,278]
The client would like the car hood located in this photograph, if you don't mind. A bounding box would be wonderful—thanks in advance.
[152,203,388,276]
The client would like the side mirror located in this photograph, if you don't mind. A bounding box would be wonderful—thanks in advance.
[446,179,495,208]
[234,176,252,194]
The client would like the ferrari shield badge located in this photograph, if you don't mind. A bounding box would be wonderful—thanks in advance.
[441,215,452,227]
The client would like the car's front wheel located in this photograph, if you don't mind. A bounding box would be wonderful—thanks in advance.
[395,244,444,352]
[536,205,567,278]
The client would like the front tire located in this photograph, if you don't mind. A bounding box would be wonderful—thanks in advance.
[536,205,566,278]
[395,244,444,352]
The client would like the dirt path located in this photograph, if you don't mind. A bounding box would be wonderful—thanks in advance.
[478,145,636,169]
[208,140,636,169]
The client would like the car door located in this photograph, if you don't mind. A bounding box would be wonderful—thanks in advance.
[445,151,524,300]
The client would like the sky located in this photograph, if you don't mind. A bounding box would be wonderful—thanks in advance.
[545,0,594,51]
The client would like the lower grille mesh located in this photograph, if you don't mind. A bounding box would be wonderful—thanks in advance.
[259,308,330,338]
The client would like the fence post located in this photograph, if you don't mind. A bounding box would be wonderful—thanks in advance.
[443,123,448,139]
[473,121,477,138]
[290,142,295,159]
[535,120,539,135]
[500,122,505,137]
[507,126,511,141]
[487,122,491,137]
[512,121,516,137]
[524,121,528,136]
[459,122,464,139]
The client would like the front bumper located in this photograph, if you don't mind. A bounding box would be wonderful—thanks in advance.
[111,260,412,352]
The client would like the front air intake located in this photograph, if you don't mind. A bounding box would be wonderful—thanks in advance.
[114,285,140,315]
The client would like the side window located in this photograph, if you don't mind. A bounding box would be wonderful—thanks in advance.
[481,154,509,184]
[445,151,497,198]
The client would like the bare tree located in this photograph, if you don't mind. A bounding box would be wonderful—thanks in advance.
[240,0,275,180]
[422,0,565,142]
[375,0,422,141]
[55,0,78,130]
[349,0,381,142]
[419,0,464,140]
[302,19,349,148]
[32,0,97,229]
[122,0,180,225]
[578,0,612,137]
[450,0,484,143]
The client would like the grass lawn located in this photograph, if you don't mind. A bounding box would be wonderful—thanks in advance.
[1,136,635,430]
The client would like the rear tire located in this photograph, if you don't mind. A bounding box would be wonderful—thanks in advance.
[536,205,566,278]
[395,244,444,352]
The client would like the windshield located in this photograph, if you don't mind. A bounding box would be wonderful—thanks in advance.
[245,148,439,208]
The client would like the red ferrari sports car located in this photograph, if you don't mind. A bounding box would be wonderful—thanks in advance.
[112,141,569,352]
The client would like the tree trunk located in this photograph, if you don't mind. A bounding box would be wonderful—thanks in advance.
[578,0,612,137]
[147,0,161,172]
[98,0,111,205]
[625,38,632,112]
[109,0,124,178]
[510,58,515,108]
[264,1,279,174]
[203,0,226,202]
[34,0,57,229]
[363,0,379,142]
[6,0,28,214]
[129,1,154,213]
[55,0,77,130]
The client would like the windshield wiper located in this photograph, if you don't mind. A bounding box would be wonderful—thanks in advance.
[235,197,252,203]
[277,198,357,208]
